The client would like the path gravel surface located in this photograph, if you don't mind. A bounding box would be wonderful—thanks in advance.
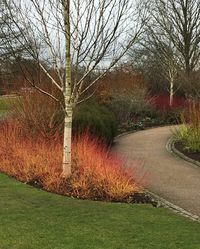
[114,126,200,216]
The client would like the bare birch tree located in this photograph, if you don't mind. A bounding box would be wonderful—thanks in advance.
[151,0,200,81]
[4,0,147,176]
[139,26,179,106]
[133,0,200,103]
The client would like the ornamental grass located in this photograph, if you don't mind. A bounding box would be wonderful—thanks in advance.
[0,120,143,201]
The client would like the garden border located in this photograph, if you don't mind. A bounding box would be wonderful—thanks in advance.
[166,137,200,168]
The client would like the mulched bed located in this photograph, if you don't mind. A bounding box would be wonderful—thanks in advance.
[27,179,157,206]
[109,192,157,205]
[174,141,200,162]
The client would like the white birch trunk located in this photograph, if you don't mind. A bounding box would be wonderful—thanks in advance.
[62,0,72,176]
[63,95,72,176]
[169,77,174,107]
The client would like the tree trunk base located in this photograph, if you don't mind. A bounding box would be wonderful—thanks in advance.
[61,166,71,178]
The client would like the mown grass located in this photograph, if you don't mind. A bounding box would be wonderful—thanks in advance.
[0,95,18,116]
[0,173,200,249]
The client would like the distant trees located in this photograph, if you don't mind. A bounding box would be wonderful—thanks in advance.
[130,0,200,100]
[152,0,200,88]
[0,1,12,92]
[139,23,180,106]
[150,0,200,72]
[0,0,27,94]
[0,0,11,58]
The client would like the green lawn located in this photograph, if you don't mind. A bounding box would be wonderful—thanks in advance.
[0,95,18,116]
[0,173,200,249]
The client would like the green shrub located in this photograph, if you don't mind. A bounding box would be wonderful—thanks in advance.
[73,103,117,144]
[106,87,155,125]
[158,108,182,125]
[13,92,117,143]
[173,101,200,152]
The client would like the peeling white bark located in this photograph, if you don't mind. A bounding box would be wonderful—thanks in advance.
[62,0,72,176]
[169,77,174,107]
[63,99,72,176]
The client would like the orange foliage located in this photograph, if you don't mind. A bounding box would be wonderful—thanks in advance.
[69,133,142,200]
[0,121,143,201]
[98,69,146,103]
[0,120,62,188]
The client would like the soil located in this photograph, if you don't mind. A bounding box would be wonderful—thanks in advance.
[174,141,200,162]
[119,192,156,205]
[27,179,157,206]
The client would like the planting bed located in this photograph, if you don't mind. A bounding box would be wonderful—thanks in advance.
[174,141,200,163]
[28,179,155,205]
[0,119,153,205]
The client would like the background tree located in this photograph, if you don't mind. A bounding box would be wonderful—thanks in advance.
[139,27,180,106]
[151,0,200,92]
[129,0,200,100]
[0,0,27,94]
[4,0,148,176]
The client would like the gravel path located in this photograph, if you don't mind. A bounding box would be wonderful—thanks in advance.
[114,126,200,216]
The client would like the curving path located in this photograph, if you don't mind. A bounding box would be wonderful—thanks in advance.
[114,126,200,217]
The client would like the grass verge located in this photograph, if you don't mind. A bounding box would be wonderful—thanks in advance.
[0,173,200,249]
[0,95,19,117]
